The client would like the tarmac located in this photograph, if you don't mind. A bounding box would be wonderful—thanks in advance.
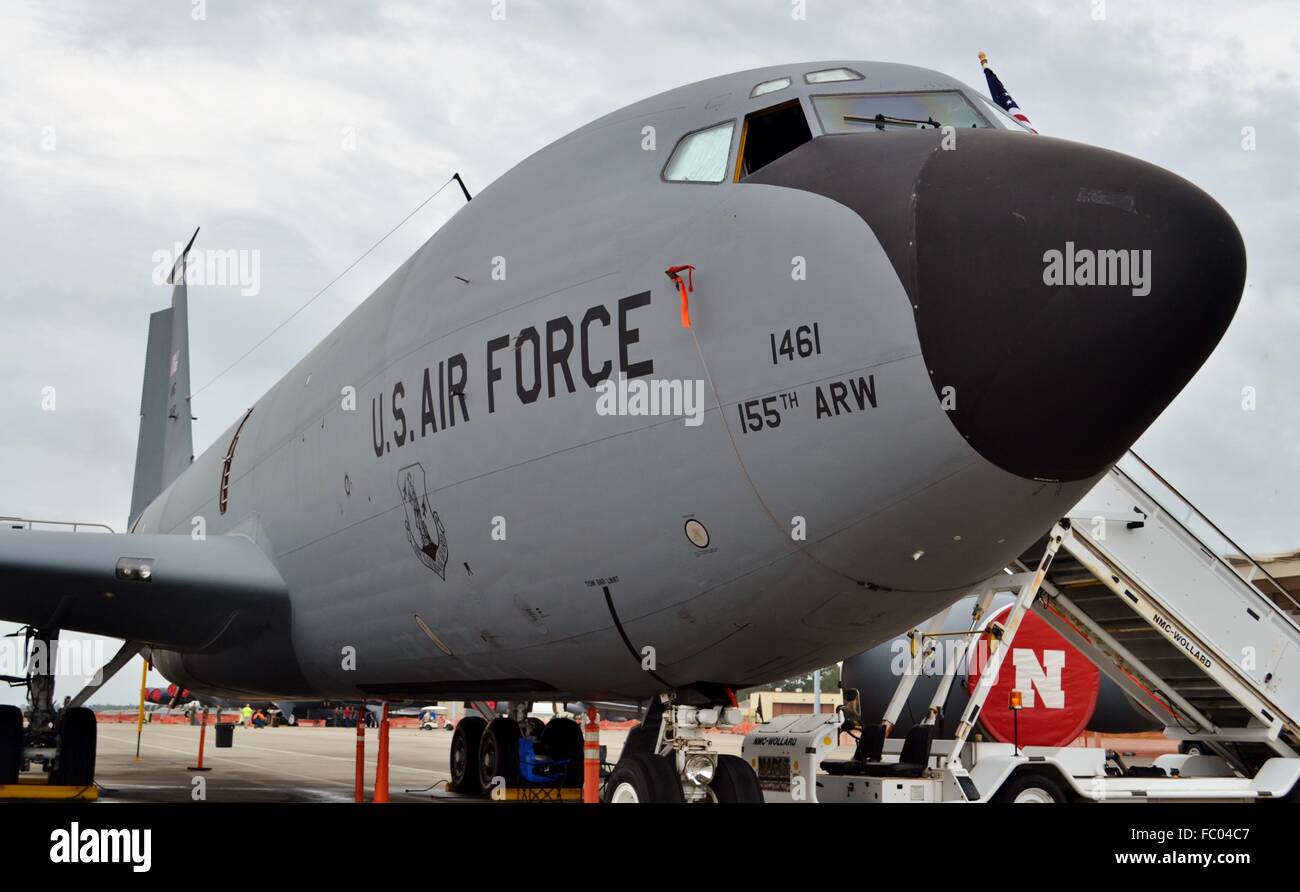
[14,721,1160,803]
[74,722,757,803]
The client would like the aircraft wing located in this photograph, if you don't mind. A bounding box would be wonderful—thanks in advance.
[0,530,289,652]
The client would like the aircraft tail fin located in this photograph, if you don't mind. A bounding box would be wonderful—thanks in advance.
[129,228,198,528]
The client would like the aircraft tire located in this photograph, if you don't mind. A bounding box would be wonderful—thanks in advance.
[709,754,763,803]
[449,716,487,794]
[603,752,684,803]
[524,716,545,739]
[50,707,96,787]
[540,717,584,786]
[0,705,22,785]
[479,718,521,791]
[622,722,654,757]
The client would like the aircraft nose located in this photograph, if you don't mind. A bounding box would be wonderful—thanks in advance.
[748,130,1246,481]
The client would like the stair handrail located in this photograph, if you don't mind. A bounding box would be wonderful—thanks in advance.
[1114,451,1300,621]
[0,516,116,534]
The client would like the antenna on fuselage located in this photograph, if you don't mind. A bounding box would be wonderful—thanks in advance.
[187,174,465,400]
[453,173,472,202]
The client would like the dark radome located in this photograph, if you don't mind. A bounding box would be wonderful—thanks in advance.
[750,130,1247,482]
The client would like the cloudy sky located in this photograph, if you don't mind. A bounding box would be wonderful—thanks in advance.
[1,0,1297,705]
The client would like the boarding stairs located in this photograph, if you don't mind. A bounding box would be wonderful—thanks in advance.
[1014,452,1300,775]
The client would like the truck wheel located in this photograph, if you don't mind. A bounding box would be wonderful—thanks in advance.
[994,771,1067,803]
[449,716,486,794]
[0,705,22,785]
[50,707,97,787]
[603,752,685,803]
[478,718,521,791]
[709,754,764,803]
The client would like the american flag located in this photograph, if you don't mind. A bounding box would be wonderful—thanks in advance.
[979,51,1037,133]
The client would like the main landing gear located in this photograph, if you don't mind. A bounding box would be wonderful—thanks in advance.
[448,692,762,803]
[448,702,586,796]
[0,627,98,788]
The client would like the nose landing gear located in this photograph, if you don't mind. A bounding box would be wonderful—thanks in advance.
[606,690,763,803]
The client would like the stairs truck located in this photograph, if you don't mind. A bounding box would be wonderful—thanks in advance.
[743,453,1300,803]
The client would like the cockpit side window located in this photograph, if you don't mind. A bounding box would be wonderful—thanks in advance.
[734,99,814,181]
[813,91,992,134]
[663,121,736,183]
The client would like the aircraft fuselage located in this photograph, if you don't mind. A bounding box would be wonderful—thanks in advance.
[138,60,1244,706]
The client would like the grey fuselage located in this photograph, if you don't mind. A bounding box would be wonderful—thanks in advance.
[138,61,1245,705]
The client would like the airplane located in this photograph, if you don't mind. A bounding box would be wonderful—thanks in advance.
[0,59,1245,802]
[143,685,354,726]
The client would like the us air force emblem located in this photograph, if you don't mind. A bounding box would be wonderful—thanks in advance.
[398,463,447,580]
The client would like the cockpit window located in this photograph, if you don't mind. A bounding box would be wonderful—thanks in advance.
[813,91,991,134]
[735,99,813,180]
[804,67,864,84]
[663,121,735,183]
[751,77,791,98]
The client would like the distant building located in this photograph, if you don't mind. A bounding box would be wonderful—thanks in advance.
[746,691,842,723]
